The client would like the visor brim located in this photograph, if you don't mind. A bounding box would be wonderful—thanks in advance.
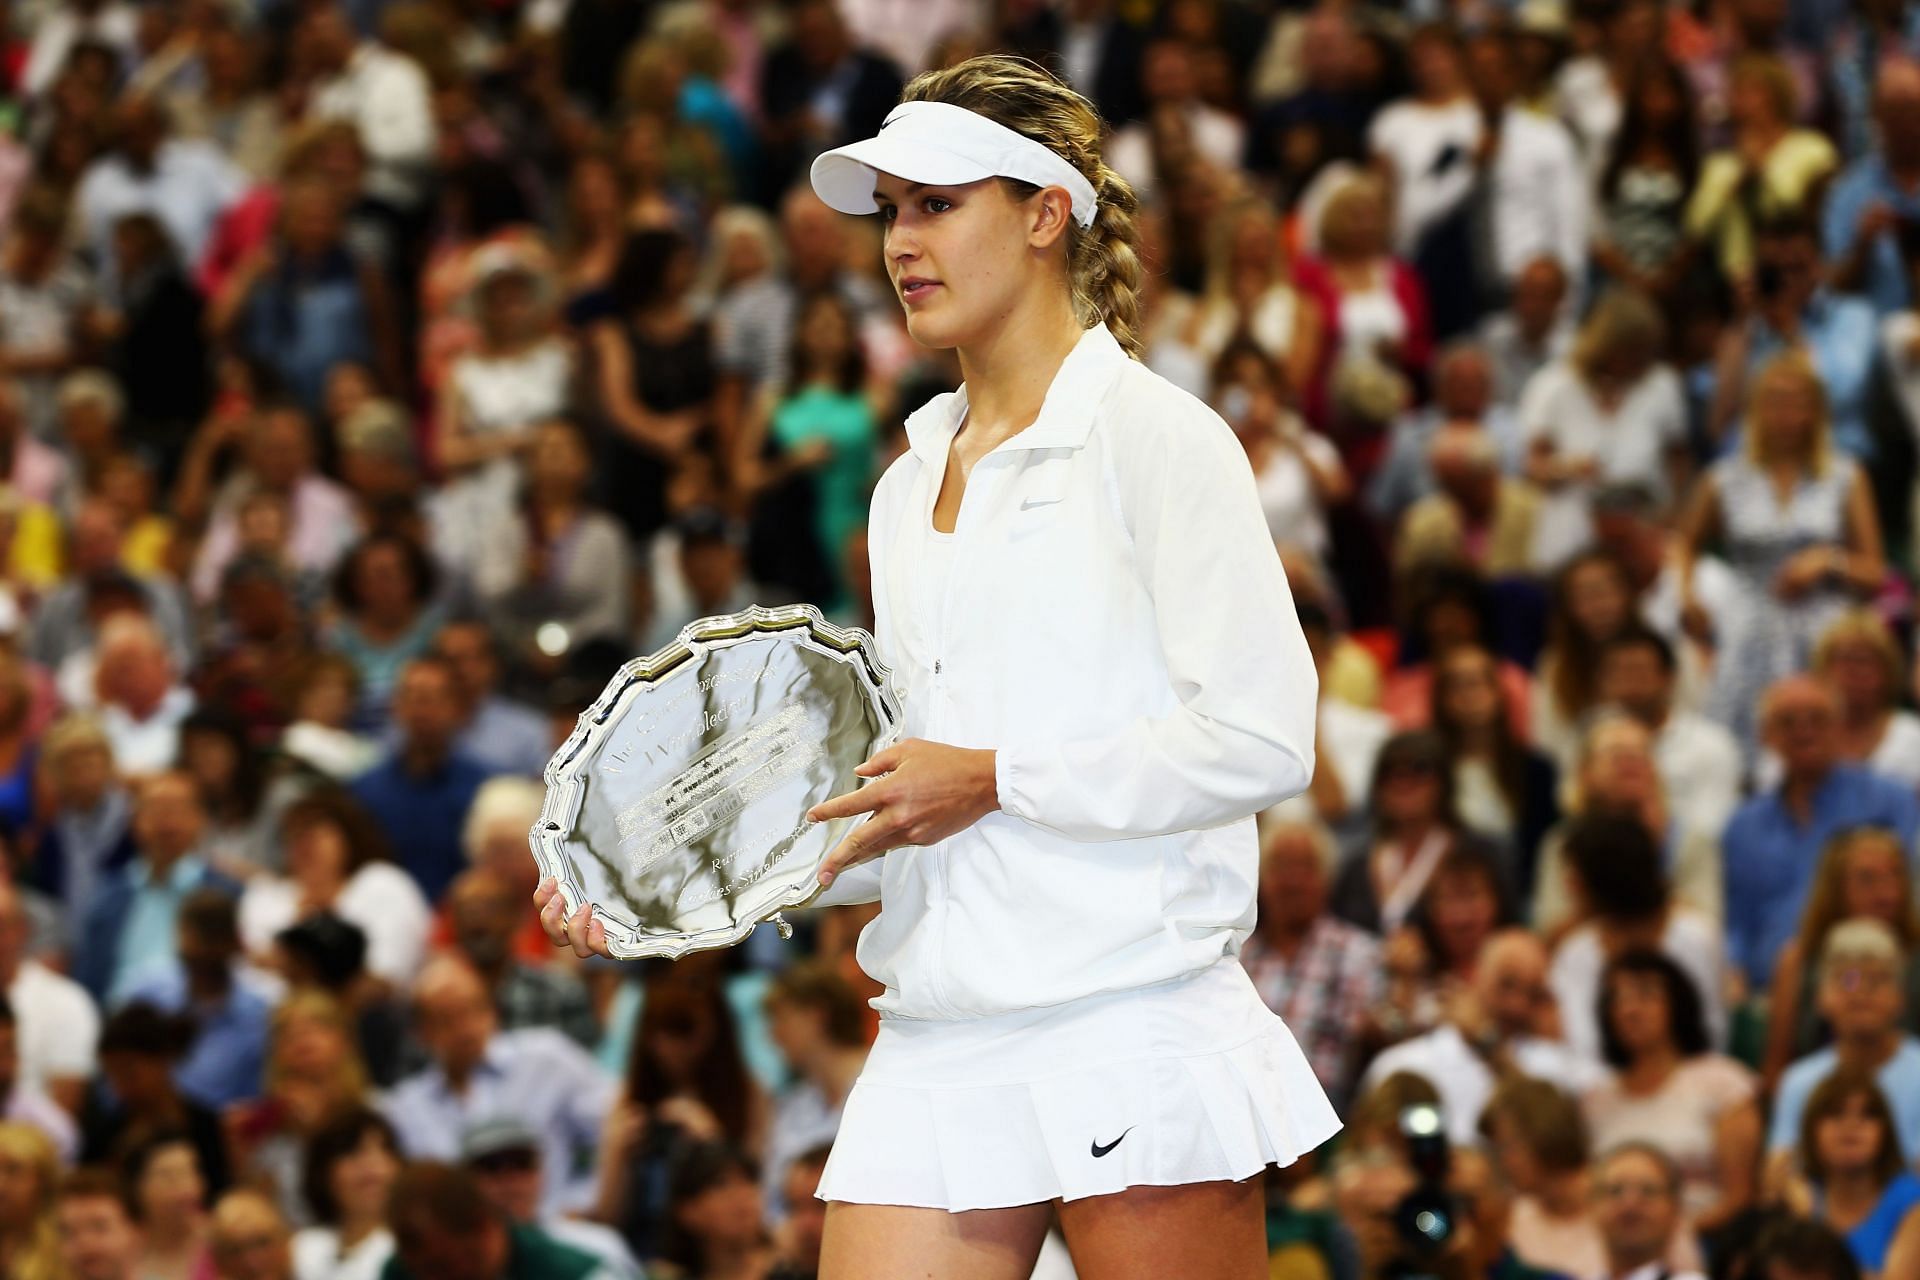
[809,136,997,217]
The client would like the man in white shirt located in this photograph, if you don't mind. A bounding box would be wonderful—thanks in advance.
[0,881,97,1115]
[1592,1143,1707,1280]
[93,614,196,779]
[299,3,436,211]
[1596,626,1745,839]
[1358,930,1604,1147]
[1479,256,1575,413]
[1463,29,1588,290]
[74,95,244,282]
[22,0,137,99]
[1105,38,1245,203]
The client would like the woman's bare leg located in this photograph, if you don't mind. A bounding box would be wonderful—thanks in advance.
[818,1199,1055,1280]
[1055,1177,1267,1280]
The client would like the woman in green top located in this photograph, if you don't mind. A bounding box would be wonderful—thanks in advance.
[738,291,883,614]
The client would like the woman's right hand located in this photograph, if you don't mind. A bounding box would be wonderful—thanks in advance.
[536,876,613,959]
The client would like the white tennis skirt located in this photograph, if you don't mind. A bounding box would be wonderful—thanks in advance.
[813,956,1342,1212]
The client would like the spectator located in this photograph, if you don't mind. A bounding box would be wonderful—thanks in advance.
[1531,712,1725,939]
[1591,1143,1707,1280]
[1682,352,1886,756]
[458,1118,641,1279]
[1481,1078,1612,1277]
[1211,342,1348,567]
[445,868,595,1049]
[29,711,136,934]
[73,94,244,282]
[757,0,904,202]
[125,887,270,1110]
[98,211,209,456]
[227,994,374,1225]
[1192,197,1321,393]
[0,876,99,1114]
[79,1005,230,1197]
[1762,827,1920,1095]
[292,1106,397,1280]
[1582,950,1760,1234]
[1684,56,1838,286]
[1393,422,1543,581]
[1378,843,1514,1048]
[1430,644,1558,891]
[1380,567,1532,739]
[238,788,429,989]
[350,657,488,905]
[1823,59,1920,317]
[0,1122,61,1280]
[757,962,865,1230]
[429,623,550,780]
[206,1189,295,1280]
[122,1130,211,1280]
[1721,677,1919,988]
[1752,609,1920,789]
[1722,1217,1863,1280]
[1358,930,1604,1147]
[93,613,195,777]
[1481,258,1574,414]
[296,5,435,214]
[656,1141,780,1280]
[382,956,614,1219]
[1535,552,1640,770]
[1241,818,1382,1110]
[1592,59,1702,308]
[596,973,762,1263]
[383,1161,620,1280]
[1368,342,1515,528]
[470,418,633,669]
[182,405,356,610]
[54,1167,145,1280]
[0,189,91,445]
[1593,625,1744,841]
[1779,1068,1920,1276]
[76,770,237,1007]
[642,506,762,656]
[1331,729,1511,935]
[1294,172,1431,445]
[1770,920,1920,1162]
[0,379,70,518]
[1519,290,1688,573]
[0,995,77,1160]
[319,529,445,724]
[1549,814,1729,1060]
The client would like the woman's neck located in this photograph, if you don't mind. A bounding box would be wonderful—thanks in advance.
[1621,1042,1682,1094]
[338,1208,387,1250]
[955,291,1085,445]
[702,1237,766,1280]
[1455,724,1497,756]
[1824,1168,1884,1225]
[1536,1169,1590,1218]
[1384,819,1437,850]
[143,1213,202,1255]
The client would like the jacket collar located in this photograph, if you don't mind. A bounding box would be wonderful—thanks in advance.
[902,322,1129,464]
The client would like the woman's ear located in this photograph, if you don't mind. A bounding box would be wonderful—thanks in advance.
[1026,185,1076,250]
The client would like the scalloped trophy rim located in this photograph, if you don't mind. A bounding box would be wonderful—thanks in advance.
[529,602,904,959]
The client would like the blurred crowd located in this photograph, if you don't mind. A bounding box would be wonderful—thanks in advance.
[0,0,1914,1279]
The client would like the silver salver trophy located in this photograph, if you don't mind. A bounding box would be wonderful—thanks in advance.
[530,604,904,958]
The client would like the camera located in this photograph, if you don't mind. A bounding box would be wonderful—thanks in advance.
[1385,1103,1461,1280]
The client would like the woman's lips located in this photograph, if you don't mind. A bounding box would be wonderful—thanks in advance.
[900,279,941,305]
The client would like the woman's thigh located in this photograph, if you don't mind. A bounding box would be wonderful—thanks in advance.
[1055,1176,1267,1280]
[818,1198,1056,1280]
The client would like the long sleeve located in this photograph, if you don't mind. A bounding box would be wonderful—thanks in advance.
[994,406,1318,842]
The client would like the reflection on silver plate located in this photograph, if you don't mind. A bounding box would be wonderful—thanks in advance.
[530,604,903,958]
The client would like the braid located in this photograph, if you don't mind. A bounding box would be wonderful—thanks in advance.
[902,54,1146,360]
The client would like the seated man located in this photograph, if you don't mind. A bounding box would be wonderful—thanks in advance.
[1592,1143,1706,1280]
[383,1161,623,1280]
[1358,929,1605,1146]
[1769,920,1920,1163]
[381,956,614,1217]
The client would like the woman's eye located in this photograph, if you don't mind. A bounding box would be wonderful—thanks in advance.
[924,197,951,213]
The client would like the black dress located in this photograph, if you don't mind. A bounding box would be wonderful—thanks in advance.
[600,317,715,544]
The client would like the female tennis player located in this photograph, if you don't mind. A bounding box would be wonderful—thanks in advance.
[537,53,1338,1279]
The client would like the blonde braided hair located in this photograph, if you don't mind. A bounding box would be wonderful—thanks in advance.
[900,55,1145,358]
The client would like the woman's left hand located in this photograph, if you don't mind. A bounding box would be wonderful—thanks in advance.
[806,739,1000,889]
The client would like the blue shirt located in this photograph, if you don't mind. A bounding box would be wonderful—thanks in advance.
[1822,156,1920,316]
[1728,293,1881,461]
[458,698,553,779]
[1770,1038,1920,1161]
[127,966,272,1108]
[352,749,488,904]
[380,1028,615,1218]
[1723,765,1920,989]
[107,854,213,1008]
[1834,1170,1920,1272]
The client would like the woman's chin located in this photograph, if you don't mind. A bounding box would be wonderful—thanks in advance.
[902,309,963,351]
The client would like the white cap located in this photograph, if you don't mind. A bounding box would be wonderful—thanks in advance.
[810,100,1099,229]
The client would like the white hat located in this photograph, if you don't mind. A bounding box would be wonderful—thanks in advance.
[810,100,1099,229]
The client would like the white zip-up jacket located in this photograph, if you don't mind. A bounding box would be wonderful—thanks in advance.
[814,321,1318,1021]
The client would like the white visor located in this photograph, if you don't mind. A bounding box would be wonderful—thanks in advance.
[810,100,1099,229]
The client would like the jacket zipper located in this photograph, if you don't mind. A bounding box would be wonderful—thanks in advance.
[921,446,992,1020]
